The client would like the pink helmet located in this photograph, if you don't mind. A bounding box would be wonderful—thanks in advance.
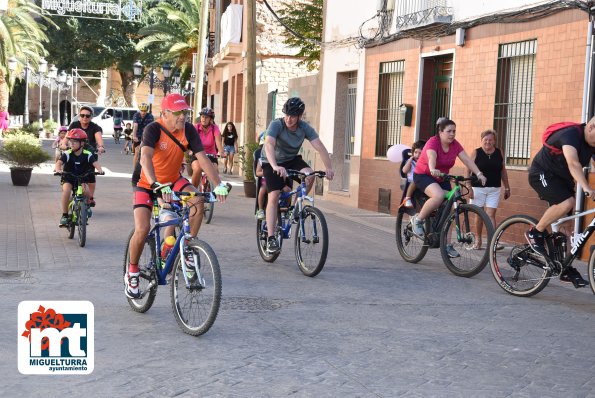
[59,126,68,132]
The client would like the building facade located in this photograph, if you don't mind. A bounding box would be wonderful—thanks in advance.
[320,1,594,232]
[207,0,317,168]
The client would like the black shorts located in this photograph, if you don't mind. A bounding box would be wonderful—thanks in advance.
[62,175,93,187]
[262,155,310,192]
[413,173,451,193]
[528,171,574,206]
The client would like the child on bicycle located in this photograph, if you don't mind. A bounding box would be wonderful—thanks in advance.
[54,128,103,226]
[400,140,425,208]
[123,122,133,155]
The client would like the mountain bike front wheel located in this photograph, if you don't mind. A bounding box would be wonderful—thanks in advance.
[170,238,221,336]
[123,229,158,312]
[440,204,494,277]
[203,179,214,224]
[489,215,551,297]
[66,200,75,239]
[77,201,88,247]
[295,206,328,277]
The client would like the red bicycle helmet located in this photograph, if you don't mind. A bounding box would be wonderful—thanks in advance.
[66,128,88,141]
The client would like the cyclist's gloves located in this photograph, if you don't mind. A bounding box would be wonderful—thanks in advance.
[213,182,230,196]
[151,182,173,196]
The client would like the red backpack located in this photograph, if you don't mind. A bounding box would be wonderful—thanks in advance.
[542,122,582,156]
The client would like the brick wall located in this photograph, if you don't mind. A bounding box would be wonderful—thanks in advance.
[359,9,588,225]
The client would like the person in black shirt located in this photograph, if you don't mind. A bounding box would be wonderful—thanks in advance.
[68,105,105,206]
[465,129,510,249]
[525,119,595,288]
[222,121,238,174]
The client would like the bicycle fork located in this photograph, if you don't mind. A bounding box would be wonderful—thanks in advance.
[180,236,205,289]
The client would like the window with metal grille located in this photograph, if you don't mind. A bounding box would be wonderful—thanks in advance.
[494,39,537,167]
[376,60,405,157]
[222,80,228,123]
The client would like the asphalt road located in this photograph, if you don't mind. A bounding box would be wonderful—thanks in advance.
[0,137,594,397]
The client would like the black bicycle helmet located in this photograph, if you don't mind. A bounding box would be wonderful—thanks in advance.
[282,97,305,116]
[200,107,215,118]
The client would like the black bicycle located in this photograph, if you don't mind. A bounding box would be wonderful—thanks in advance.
[396,174,494,277]
[490,207,595,297]
[55,170,103,247]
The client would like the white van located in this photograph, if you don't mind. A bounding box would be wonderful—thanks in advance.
[73,106,138,136]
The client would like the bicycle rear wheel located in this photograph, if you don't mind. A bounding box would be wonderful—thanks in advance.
[170,238,221,336]
[77,201,88,247]
[294,206,328,277]
[123,229,158,312]
[395,210,428,263]
[256,215,281,262]
[440,204,494,277]
[203,179,214,224]
[489,215,551,297]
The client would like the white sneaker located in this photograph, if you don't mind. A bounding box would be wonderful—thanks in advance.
[124,271,140,299]
[411,215,425,236]
[255,209,265,220]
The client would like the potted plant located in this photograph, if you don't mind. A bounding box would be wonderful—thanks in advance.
[0,131,51,186]
[43,119,59,138]
[237,142,260,198]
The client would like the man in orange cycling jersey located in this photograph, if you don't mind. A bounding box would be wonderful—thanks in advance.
[125,94,229,299]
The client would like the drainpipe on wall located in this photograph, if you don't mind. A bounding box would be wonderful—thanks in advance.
[575,19,594,241]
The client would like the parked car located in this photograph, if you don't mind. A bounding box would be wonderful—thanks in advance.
[72,106,137,136]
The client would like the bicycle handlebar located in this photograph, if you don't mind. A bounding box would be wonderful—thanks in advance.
[54,171,104,177]
[285,169,326,179]
[439,173,478,183]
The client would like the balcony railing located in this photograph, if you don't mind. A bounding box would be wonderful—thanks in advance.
[395,0,453,31]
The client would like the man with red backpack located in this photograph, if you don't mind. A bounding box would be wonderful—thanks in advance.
[526,118,595,288]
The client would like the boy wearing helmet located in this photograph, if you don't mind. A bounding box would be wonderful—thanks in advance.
[261,97,334,253]
[54,128,104,226]
[191,107,224,188]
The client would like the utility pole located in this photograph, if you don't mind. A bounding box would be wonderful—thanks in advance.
[244,0,256,145]
[194,0,210,116]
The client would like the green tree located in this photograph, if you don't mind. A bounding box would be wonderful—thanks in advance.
[277,0,322,71]
[135,0,201,77]
[41,5,162,106]
[0,0,50,108]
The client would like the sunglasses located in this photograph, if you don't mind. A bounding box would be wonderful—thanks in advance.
[79,114,92,118]
[168,110,189,117]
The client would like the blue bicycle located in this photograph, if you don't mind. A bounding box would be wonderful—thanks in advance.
[123,190,222,336]
[256,170,329,277]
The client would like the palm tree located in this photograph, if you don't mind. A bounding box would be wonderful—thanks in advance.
[135,0,201,75]
[0,0,50,108]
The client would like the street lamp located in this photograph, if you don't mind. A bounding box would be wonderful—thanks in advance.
[64,74,73,125]
[47,65,57,123]
[173,70,181,93]
[8,58,31,125]
[37,58,48,130]
[56,70,66,125]
[162,63,172,95]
